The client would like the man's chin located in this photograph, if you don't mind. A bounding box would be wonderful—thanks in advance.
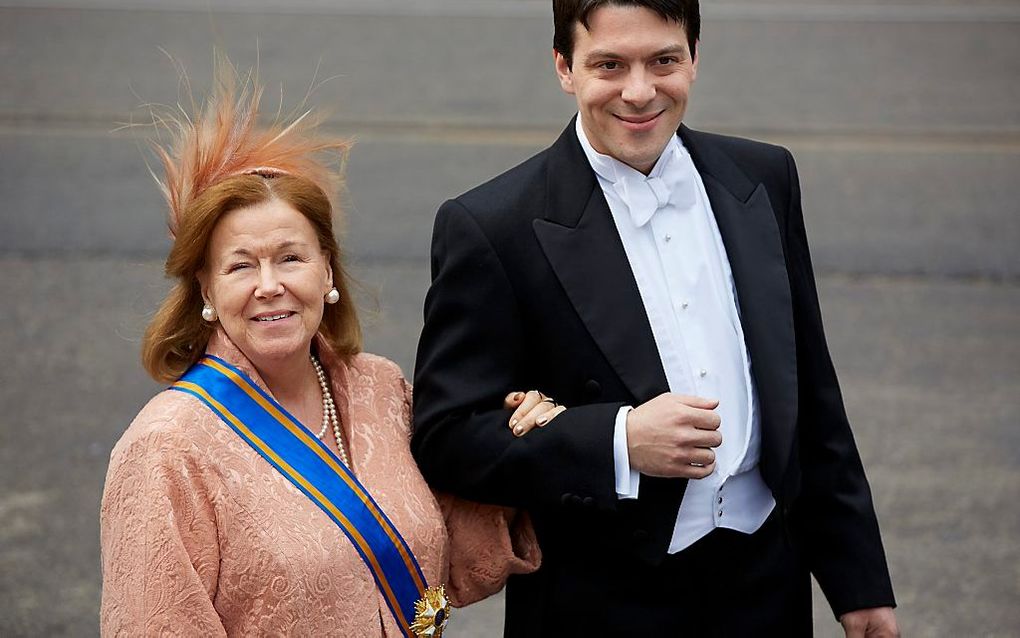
[611,134,676,166]
[613,146,667,173]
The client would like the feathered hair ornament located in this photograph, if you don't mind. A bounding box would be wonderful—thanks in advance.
[146,54,350,238]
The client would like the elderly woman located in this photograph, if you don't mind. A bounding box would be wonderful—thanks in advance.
[99,66,561,637]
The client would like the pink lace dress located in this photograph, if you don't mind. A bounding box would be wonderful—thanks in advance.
[100,330,538,636]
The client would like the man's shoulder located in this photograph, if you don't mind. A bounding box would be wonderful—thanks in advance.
[683,126,795,195]
[448,145,552,222]
[684,127,790,167]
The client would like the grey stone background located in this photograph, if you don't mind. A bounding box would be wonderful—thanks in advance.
[1,1,1018,635]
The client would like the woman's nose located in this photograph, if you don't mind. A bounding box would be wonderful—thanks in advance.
[254,264,285,299]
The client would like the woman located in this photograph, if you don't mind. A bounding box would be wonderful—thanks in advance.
[100,63,561,637]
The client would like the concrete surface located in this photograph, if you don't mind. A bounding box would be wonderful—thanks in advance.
[1,1,1017,636]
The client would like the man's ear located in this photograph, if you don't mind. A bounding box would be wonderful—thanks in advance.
[691,40,700,81]
[554,49,576,95]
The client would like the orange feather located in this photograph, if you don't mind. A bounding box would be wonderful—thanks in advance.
[150,56,350,238]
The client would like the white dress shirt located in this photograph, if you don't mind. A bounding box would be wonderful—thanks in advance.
[575,116,775,552]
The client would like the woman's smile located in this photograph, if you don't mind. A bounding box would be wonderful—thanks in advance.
[251,310,297,323]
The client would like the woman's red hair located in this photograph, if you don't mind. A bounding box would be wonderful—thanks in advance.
[142,57,361,382]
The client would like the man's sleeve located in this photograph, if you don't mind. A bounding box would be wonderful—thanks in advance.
[782,149,897,617]
[613,406,640,499]
[411,199,623,512]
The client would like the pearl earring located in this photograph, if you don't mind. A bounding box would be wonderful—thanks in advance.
[201,304,218,322]
[325,287,340,304]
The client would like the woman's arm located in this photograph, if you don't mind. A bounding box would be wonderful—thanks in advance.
[100,426,226,637]
[400,376,542,607]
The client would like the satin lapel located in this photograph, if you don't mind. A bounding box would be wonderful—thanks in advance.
[533,120,669,405]
[683,127,799,488]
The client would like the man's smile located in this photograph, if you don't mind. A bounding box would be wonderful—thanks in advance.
[613,110,665,132]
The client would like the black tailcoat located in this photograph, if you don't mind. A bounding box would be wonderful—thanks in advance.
[412,119,895,635]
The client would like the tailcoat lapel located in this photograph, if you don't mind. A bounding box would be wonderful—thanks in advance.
[534,119,682,562]
[533,119,670,405]
[680,126,799,491]
[530,120,799,543]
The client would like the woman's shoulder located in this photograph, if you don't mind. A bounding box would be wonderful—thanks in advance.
[341,353,413,435]
[108,389,219,466]
[343,352,408,390]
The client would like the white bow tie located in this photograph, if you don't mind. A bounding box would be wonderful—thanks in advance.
[613,155,697,227]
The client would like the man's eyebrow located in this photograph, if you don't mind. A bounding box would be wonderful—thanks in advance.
[649,45,688,58]
[583,48,622,64]
[583,44,688,65]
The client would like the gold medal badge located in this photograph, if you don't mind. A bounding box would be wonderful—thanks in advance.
[409,585,451,637]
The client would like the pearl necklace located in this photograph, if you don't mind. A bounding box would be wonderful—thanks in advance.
[311,354,350,467]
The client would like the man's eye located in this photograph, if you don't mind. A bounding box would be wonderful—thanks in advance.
[655,56,679,66]
[599,61,621,71]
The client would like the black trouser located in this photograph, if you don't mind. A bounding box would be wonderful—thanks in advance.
[506,512,812,637]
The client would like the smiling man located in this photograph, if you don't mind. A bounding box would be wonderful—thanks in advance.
[412,1,898,635]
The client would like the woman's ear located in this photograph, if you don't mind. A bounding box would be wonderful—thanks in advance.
[196,269,212,305]
[323,253,334,291]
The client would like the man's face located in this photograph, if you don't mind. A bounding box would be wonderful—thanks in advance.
[555,5,698,174]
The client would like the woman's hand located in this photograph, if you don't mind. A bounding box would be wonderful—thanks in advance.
[503,390,566,437]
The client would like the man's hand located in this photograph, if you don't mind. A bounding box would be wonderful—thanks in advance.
[840,607,899,638]
[626,393,722,479]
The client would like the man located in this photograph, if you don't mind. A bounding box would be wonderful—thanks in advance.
[412,1,899,635]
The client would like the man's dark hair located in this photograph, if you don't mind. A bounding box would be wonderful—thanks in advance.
[553,0,700,68]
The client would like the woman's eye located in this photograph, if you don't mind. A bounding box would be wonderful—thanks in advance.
[283,254,301,263]
[227,263,249,273]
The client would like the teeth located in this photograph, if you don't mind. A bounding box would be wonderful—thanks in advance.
[256,313,290,322]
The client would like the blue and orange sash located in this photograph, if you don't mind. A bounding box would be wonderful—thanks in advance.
[171,355,450,637]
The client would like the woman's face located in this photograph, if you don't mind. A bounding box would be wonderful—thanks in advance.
[199,198,333,372]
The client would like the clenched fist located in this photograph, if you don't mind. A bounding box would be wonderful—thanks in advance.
[626,393,722,479]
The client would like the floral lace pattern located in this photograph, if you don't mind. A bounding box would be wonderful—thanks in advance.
[100,330,539,636]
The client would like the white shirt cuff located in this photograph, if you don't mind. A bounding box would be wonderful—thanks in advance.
[613,406,640,499]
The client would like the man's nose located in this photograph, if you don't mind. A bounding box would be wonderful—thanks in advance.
[621,69,656,106]
[254,264,285,299]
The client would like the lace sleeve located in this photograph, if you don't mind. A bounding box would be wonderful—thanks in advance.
[401,376,542,607]
[100,427,227,637]
[439,494,542,607]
